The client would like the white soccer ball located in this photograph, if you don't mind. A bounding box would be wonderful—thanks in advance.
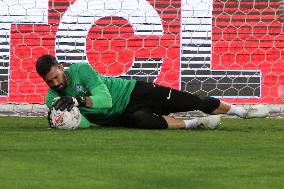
[50,107,81,130]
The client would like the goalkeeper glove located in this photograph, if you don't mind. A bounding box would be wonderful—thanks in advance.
[53,96,86,111]
[47,109,56,129]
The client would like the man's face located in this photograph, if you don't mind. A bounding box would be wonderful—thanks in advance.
[44,65,67,93]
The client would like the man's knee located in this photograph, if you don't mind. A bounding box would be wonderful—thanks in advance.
[128,110,168,129]
[199,97,221,114]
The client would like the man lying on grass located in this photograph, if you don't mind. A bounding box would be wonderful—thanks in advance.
[36,54,269,130]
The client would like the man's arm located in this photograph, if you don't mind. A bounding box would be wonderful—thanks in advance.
[78,64,112,109]
[47,64,113,111]
[46,89,60,109]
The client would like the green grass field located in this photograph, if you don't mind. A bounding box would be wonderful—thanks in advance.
[0,116,284,189]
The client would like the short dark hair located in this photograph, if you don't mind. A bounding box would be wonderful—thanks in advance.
[36,54,59,78]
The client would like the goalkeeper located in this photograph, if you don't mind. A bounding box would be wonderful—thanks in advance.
[36,54,269,130]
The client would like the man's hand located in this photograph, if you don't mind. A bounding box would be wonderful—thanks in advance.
[53,96,86,111]
[47,109,56,129]
[53,96,77,111]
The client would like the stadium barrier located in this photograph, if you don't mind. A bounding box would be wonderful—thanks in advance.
[1,104,284,118]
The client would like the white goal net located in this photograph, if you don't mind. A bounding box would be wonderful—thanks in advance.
[0,0,283,116]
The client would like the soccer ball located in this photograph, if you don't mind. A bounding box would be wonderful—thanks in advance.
[49,107,81,130]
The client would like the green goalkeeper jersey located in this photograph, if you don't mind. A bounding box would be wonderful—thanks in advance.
[46,63,136,127]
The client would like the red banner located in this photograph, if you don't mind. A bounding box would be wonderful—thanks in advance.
[0,0,283,104]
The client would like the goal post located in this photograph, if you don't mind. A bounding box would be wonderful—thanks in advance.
[0,0,283,116]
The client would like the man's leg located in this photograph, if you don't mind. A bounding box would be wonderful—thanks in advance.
[152,85,269,119]
[123,108,168,129]
[122,82,269,130]
[123,108,220,129]
[212,101,247,117]
[211,101,230,114]
[163,115,221,129]
[213,101,270,118]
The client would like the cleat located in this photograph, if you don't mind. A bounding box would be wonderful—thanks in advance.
[244,104,270,118]
[196,115,221,129]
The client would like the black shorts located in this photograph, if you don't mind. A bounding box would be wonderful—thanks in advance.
[119,81,220,129]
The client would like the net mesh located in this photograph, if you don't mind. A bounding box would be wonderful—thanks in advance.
[0,0,283,115]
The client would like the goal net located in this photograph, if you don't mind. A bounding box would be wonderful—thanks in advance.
[0,0,283,116]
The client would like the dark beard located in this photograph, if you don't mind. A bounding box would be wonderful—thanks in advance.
[52,73,68,93]
[52,84,66,93]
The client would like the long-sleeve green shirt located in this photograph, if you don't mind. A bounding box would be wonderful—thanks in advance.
[46,63,136,127]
